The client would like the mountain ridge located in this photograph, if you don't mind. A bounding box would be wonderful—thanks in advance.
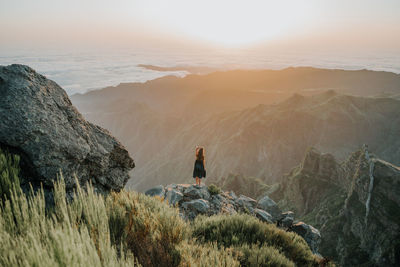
[271,147,400,266]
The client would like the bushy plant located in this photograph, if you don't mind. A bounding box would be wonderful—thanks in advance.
[0,148,21,201]
[208,184,221,195]
[191,214,323,266]
[0,149,333,267]
[239,244,295,267]
[106,190,187,267]
[0,176,138,267]
[177,241,240,267]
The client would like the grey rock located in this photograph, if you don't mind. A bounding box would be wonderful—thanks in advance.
[235,195,257,212]
[257,195,281,221]
[0,64,134,195]
[221,203,237,215]
[145,185,165,198]
[228,191,238,200]
[281,211,295,227]
[291,222,321,254]
[184,185,210,200]
[165,184,178,190]
[254,208,273,223]
[165,188,183,206]
[209,194,222,207]
[182,199,210,214]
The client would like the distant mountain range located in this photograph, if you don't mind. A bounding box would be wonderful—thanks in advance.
[71,67,400,191]
[138,64,220,74]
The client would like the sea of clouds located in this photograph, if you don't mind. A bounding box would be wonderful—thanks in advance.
[1,48,399,95]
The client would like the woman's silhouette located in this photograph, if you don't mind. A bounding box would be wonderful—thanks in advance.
[193,146,206,186]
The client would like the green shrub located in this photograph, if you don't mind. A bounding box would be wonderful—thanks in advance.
[191,214,321,266]
[106,190,187,267]
[239,244,295,267]
[0,151,331,267]
[0,149,21,201]
[208,184,221,195]
[177,241,240,267]
[0,167,240,267]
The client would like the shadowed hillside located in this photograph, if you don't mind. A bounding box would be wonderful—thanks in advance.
[73,76,400,190]
[270,147,400,266]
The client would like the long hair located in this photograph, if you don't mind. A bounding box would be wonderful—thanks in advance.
[196,147,205,161]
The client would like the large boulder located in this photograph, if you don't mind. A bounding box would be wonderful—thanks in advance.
[291,222,321,254]
[0,64,135,196]
[257,195,281,221]
[183,185,210,200]
[278,211,295,228]
[181,199,210,220]
[165,188,183,206]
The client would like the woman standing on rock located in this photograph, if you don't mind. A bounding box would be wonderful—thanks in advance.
[193,146,206,186]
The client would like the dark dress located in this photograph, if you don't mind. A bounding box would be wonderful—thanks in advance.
[193,159,206,178]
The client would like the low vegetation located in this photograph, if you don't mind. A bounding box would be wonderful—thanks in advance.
[207,183,221,195]
[0,150,333,266]
[191,214,331,267]
[0,148,21,201]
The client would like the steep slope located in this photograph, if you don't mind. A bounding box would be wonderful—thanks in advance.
[127,92,400,190]
[71,68,400,191]
[271,147,400,266]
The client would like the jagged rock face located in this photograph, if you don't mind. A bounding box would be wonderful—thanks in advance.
[145,183,321,254]
[331,156,400,266]
[272,148,347,216]
[273,147,400,266]
[0,64,134,196]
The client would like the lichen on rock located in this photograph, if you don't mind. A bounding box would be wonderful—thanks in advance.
[0,64,135,198]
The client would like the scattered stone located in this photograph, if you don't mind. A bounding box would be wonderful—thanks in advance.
[254,208,274,223]
[235,195,257,212]
[281,211,295,227]
[144,183,321,255]
[145,185,165,198]
[229,191,238,200]
[257,195,282,221]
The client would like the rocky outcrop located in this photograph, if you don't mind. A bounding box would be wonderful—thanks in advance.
[257,195,282,219]
[290,222,321,255]
[271,148,347,216]
[273,147,400,266]
[0,64,135,196]
[145,183,321,254]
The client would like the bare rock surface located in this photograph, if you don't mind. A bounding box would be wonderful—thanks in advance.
[273,146,400,265]
[0,64,134,196]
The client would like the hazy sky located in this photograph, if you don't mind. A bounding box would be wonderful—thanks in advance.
[1,0,399,52]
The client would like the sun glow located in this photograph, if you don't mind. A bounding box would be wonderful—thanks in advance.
[136,0,315,47]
